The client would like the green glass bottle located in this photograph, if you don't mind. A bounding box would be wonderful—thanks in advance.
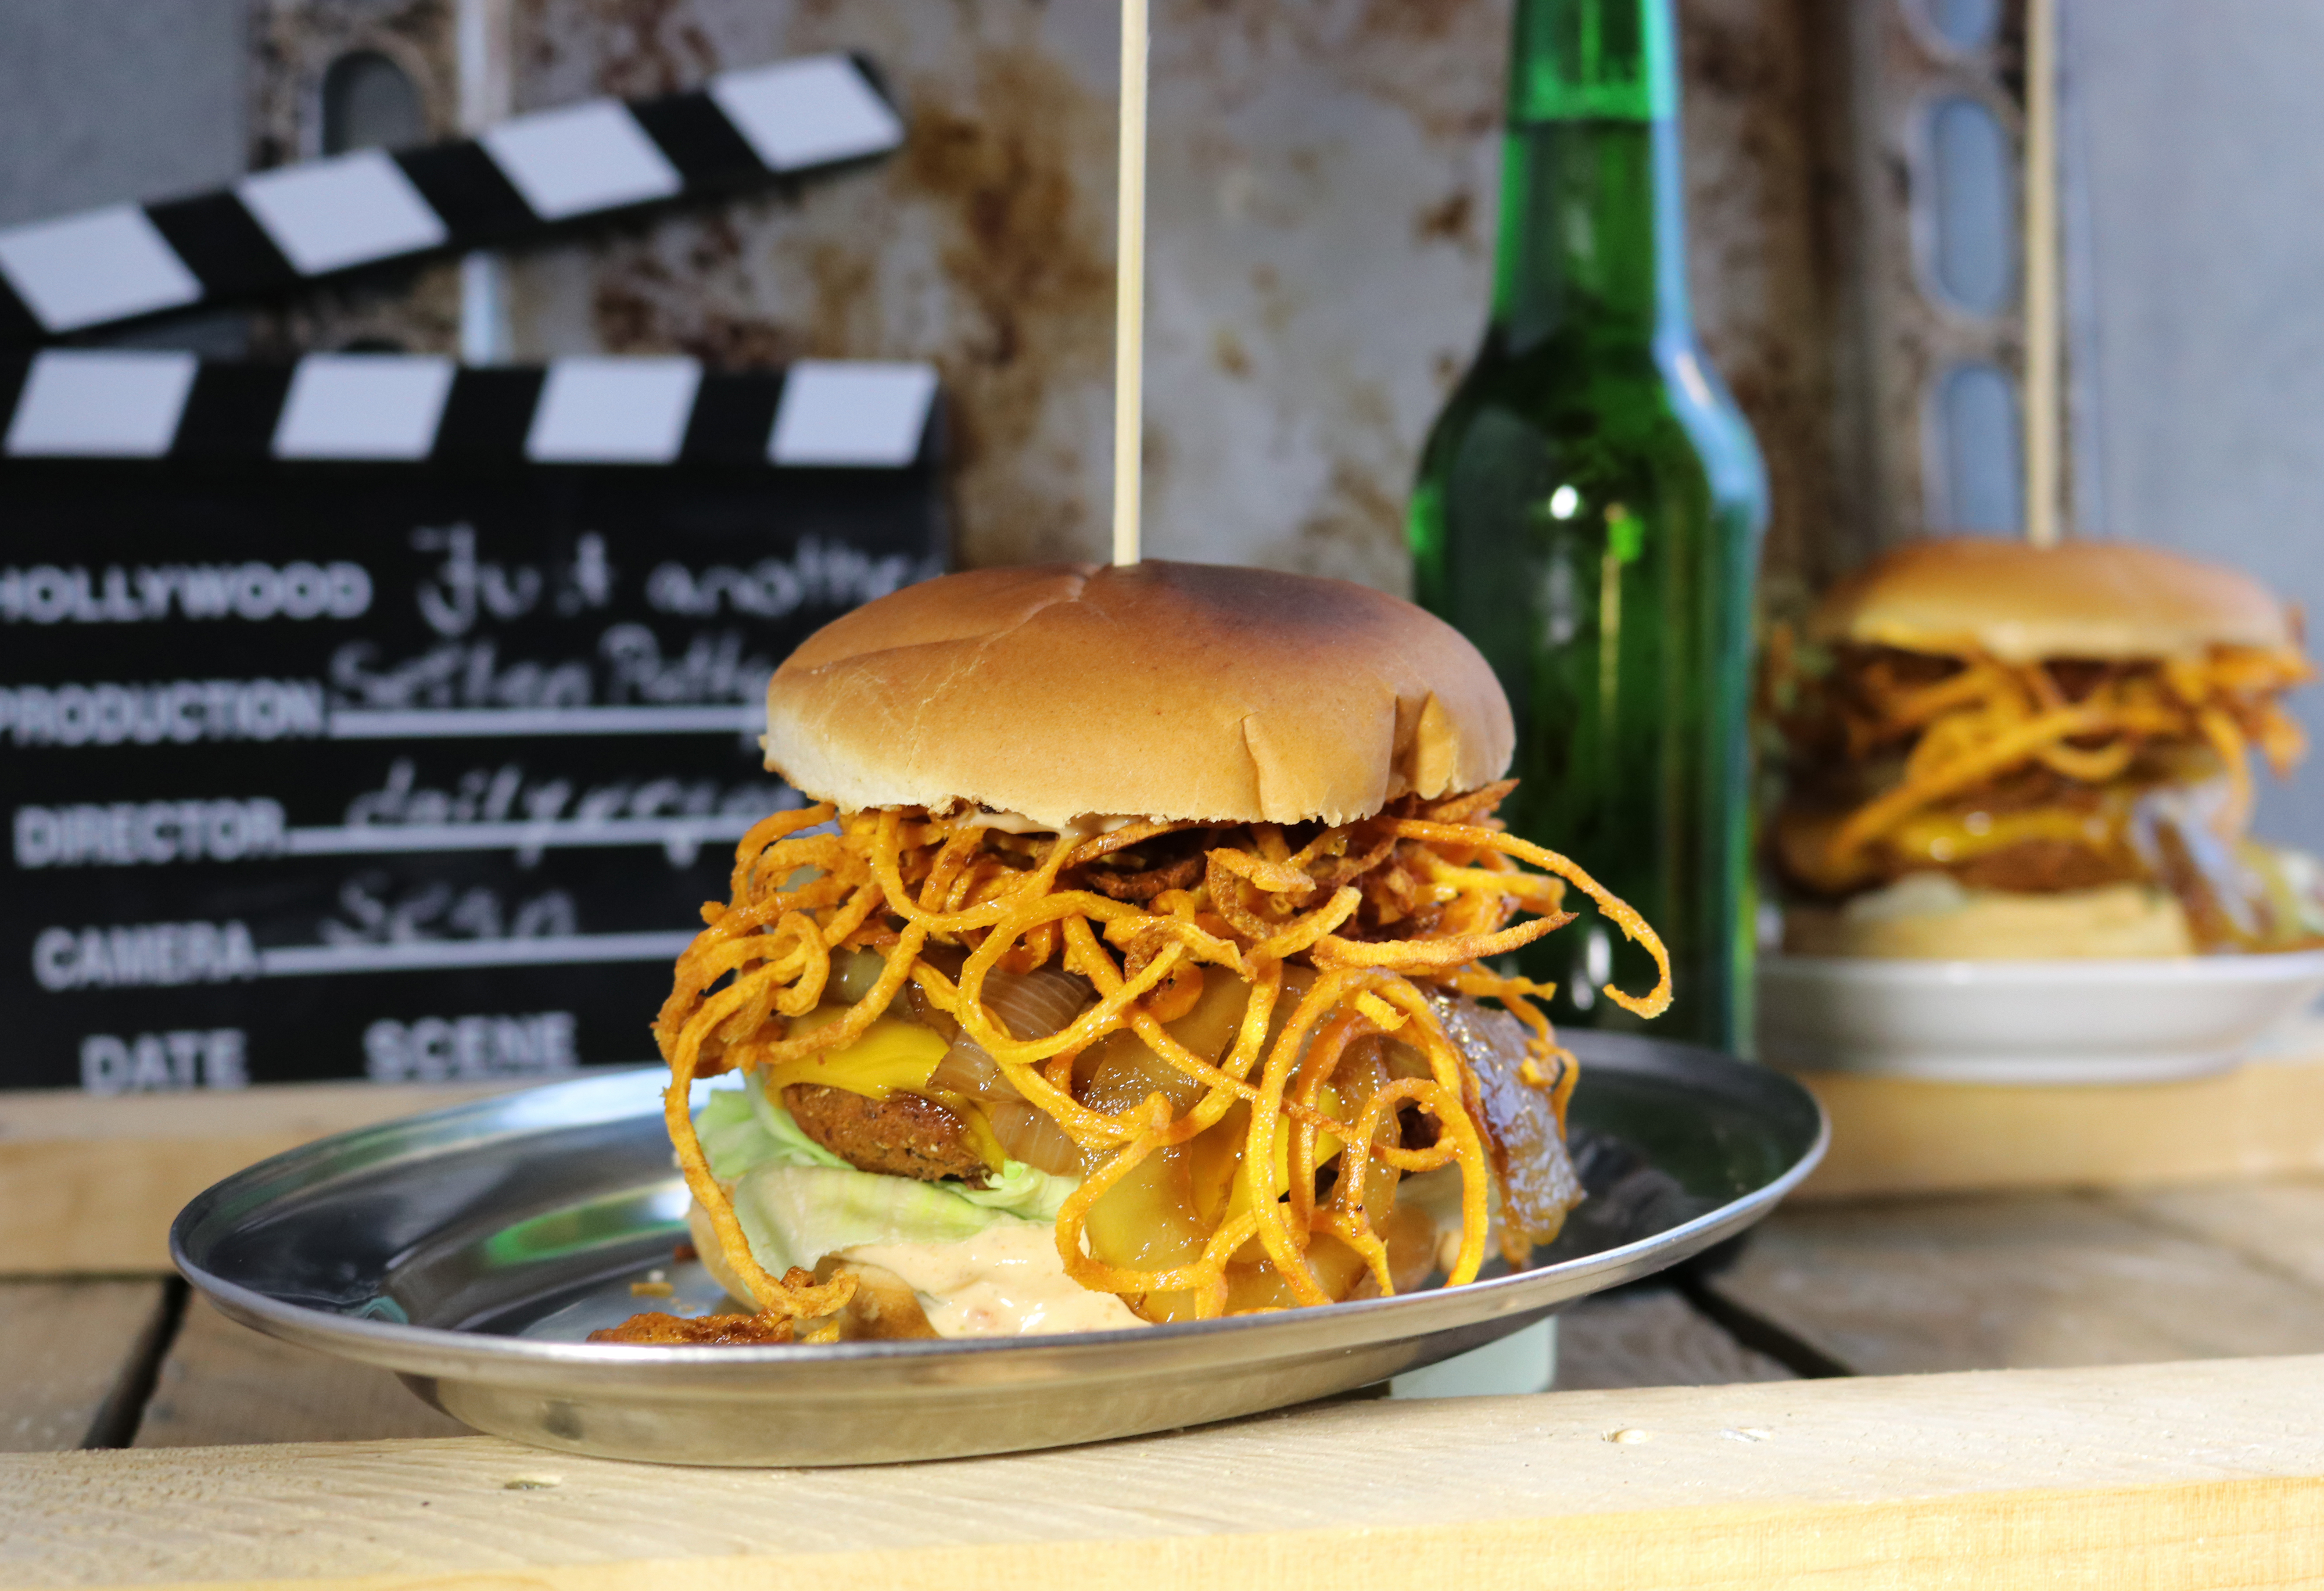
[1409,0,1769,1052]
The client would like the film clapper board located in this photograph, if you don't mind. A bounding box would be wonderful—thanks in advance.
[0,56,944,1094]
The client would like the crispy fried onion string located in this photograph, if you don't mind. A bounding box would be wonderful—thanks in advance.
[654,787,1665,1323]
[1783,643,2314,877]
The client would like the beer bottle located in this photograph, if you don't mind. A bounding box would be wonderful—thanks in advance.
[1409,0,1769,1051]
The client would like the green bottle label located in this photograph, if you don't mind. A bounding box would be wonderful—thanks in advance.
[1511,0,1677,124]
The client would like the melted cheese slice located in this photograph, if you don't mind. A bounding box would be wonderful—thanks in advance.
[1223,1087,1344,1228]
[769,1009,948,1101]
[1886,804,2119,865]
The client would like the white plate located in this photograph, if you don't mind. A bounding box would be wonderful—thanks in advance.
[1758,950,2324,1084]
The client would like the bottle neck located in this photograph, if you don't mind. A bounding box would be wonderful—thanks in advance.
[1491,0,1693,353]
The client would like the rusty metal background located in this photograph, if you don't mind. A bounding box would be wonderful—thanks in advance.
[1805,0,2085,568]
[248,0,468,356]
[247,0,1843,592]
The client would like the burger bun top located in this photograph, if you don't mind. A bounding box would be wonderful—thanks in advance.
[763,561,1514,829]
[1808,538,2296,662]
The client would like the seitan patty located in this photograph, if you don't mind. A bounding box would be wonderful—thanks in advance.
[783,1084,988,1185]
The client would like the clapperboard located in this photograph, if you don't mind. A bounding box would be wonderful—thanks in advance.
[0,56,945,1094]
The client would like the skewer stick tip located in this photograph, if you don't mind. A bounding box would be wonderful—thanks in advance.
[2023,0,2064,549]
[1112,0,1150,569]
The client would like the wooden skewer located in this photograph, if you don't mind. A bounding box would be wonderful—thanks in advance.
[1114,0,1150,569]
[2023,0,2063,547]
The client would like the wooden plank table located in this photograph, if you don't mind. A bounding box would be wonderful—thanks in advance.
[0,1281,173,1453]
[5,1074,2324,1588]
[1701,1178,2324,1375]
[6,1357,2322,1588]
[0,1082,521,1275]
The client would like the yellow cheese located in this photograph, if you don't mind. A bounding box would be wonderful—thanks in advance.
[767,1010,949,1102]
[1227,1087,1345,1224]
[1886,804,2118,865]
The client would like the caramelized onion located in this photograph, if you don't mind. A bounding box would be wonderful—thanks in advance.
[927,967,1095,1176]
[988,966,1092,1041]
[985,1098,1090,1178]
[827,948,888,1005]
[926,1045,1005,1100]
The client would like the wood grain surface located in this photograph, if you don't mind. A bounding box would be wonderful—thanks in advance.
[132,1298,469,1449]
[1554,1287,1797,1391]
[1794,1051,2324,1200]
[3,1356,2321,1590]
[1704,1184,2324,1375]
[2124,1174,2324,1292]
[0,1081,521,1274]
[0,1280,171,1453]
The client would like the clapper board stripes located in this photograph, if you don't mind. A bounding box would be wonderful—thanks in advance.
[0,349,939,470]
[0,52,902,341]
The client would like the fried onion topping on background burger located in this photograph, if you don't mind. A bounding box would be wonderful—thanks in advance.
[596,561,1669,1346]
[1764,538,2318,959]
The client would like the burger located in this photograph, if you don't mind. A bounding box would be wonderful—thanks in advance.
[1764,538,2318,959]
[598,561,1667,1345]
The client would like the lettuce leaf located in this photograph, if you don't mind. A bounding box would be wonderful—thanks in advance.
[693,1076,1080,1275]
[729,1166,1024,1275]
[697,1085,819,1178]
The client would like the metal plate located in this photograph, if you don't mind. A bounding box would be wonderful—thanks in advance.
[173,1031,1827,1467]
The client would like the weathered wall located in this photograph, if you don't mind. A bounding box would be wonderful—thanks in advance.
[486,1,1494,586]
[2063,0,2324,852]
[489,0,1838,588]
[1681,0,1846,596]
[0,0,254,357]
[248,0,467,356]
[234,0,1838,592]
[0,0,248,229]
[8,0,1840,594]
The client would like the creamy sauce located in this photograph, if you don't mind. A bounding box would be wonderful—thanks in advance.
[942,807,1145,840]
[842,1223,1148,1338]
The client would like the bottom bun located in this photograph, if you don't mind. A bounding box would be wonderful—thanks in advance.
[1785,872,2196,959]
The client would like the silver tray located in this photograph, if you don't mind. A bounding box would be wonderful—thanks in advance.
[174,1031,1827,1467]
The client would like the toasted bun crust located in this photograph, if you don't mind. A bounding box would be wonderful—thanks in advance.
[1785,877,2195,959]
[1809,538,2295,662]
[764,562,1514,827]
